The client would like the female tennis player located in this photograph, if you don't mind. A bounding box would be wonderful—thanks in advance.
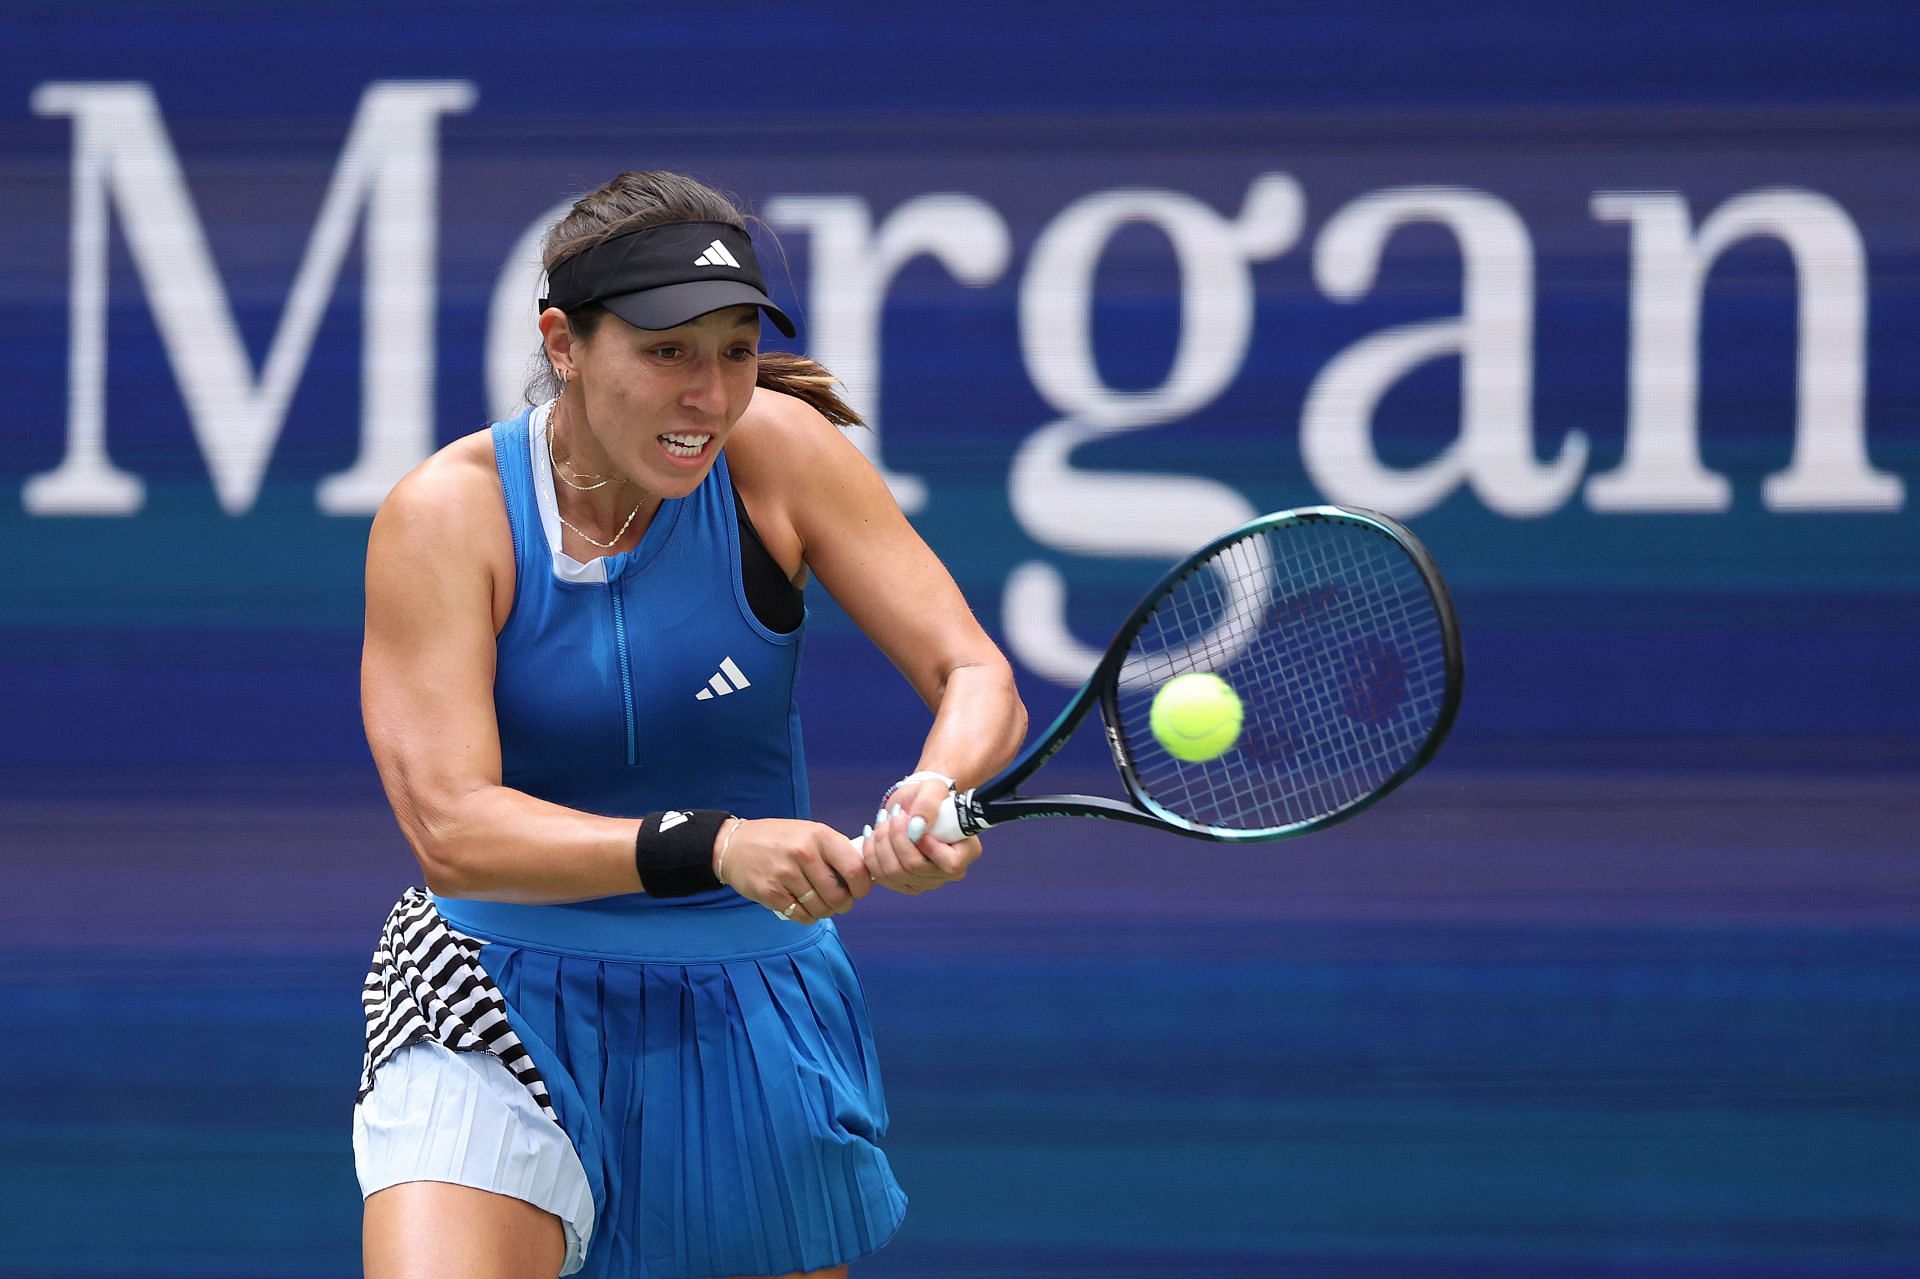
[352,170,1026,1279]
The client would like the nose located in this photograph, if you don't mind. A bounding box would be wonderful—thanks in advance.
[679,354,730,417]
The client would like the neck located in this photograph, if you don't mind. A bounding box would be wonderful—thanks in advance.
[550,391,649,523]
[546,397,657,553]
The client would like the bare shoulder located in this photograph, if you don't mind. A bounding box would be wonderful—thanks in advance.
[727,388,874,576]
[368,428,515,626]
[372,428,507,552]
[728,387,873,507]
[728,386,860,470]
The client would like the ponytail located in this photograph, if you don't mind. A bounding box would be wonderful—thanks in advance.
[754,351,865,428]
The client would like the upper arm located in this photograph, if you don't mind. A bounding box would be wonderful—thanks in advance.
[732,392,1005,706]
[360,441,511,864]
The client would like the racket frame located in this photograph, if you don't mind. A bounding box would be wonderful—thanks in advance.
[952,505,1463,843]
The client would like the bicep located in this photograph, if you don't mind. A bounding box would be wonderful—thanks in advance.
[360,490,505,847]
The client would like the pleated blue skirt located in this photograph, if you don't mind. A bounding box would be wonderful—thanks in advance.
[464,917,907,1279]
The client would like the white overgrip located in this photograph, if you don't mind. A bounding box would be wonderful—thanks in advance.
[931,791,963,842]
[848,792,965,857]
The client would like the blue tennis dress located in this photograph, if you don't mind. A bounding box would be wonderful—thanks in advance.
[354,403,906,1277]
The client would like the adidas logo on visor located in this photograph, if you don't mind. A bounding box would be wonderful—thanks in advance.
[695,657,752,700]
[694,240,741,268]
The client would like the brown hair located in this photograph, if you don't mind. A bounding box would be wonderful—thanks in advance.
[530,171,863,428]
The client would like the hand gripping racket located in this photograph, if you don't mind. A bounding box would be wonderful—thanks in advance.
[928,506,1462,844]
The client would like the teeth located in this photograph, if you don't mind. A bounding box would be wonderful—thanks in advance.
[658,433,711,456]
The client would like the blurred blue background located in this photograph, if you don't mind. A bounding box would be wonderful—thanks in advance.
[1,2,1915,1275]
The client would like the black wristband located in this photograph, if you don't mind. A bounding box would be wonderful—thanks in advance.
[634,809,731,898]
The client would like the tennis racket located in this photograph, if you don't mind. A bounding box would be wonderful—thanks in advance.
[926,505,1462,844]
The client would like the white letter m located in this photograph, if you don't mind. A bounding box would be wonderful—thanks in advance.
[28,80,475,516]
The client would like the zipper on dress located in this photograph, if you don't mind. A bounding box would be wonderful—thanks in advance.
[607,581,638,766]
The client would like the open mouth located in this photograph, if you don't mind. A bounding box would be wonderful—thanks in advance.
[658,432,713,459]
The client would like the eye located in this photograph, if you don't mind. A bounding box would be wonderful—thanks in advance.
[728,344,759,362]
[651,345,683,360]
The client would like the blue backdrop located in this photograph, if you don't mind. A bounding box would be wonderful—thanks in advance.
[1,1,1916,773]
[1,4,1915,1277]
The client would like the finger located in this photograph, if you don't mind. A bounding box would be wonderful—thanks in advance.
[796,865,851,915]
[796,883,834,921]
[917,834,980,880]
[797,844,858,914]
[864,815,909,883]
[881,804,938,878]
[774,879,832,924]
[917,837,967,875]
[897,783,951,840]
[870,822,929,894]
[823,835,874,901]
[767,887,801,921]
[868,833,930,895]
[874,790,937,839]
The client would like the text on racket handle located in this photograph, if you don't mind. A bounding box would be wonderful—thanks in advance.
[846,791,983,859]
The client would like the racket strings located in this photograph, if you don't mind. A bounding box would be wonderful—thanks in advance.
[1112,517,1450,834]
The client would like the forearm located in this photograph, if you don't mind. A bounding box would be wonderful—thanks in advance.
[397,781,656,904]
[913,661,1027,789]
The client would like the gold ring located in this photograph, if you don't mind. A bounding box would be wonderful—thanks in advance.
[779,901,801,920]
[795,889,818,904]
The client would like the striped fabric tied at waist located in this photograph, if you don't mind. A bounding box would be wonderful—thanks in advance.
[358,888,556,1124]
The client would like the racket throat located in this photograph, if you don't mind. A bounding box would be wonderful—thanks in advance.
[955,789,990,838]
[933,788,990,841]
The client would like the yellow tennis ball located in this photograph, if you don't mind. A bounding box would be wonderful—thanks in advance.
[1149,672,1244,763]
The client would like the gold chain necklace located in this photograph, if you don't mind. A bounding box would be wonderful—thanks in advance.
[556,499,645,550]
[546,396,611,491]
[545,398,643,549]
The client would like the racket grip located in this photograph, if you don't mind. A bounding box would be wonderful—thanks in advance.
[931,792,963,842]
[847,791,971,858]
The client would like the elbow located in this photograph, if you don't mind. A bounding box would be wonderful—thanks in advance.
[1004,692,1030,767]
[979,654,1028,769]
[418,847,475,899]
[396,790,483,897]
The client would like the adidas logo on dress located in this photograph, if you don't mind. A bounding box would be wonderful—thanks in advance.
[695,657,752,700]
[693,240,741,268]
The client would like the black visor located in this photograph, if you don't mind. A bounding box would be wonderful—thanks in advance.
[540,219,795,338]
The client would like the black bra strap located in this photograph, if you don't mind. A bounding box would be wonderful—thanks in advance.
[732,479,803,634]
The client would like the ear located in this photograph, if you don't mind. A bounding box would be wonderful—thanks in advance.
[539,308,579,378]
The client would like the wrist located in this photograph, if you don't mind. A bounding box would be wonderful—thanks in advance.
[714,817,744,887]
[881,769,955,808]
[634,809,731,898]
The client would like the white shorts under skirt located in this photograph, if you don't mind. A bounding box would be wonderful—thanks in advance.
[354,1037,597,1274]
[354,890,904,1277]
